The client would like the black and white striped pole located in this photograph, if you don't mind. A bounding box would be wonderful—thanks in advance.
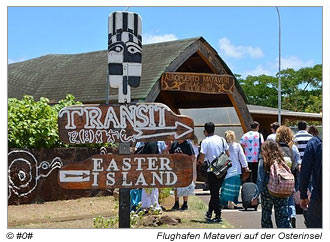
[108,11,143,228]
[108,11,142,104]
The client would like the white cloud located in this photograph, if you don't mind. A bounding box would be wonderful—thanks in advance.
[280,56,314,70]
[219,37,264,59]
[241,56,315,78]
[143,33,178,44]
[243,65,272,77]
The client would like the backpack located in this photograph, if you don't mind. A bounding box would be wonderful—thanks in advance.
[279,143,296,172]
[267,160,295,198]
[209,137,232,179]
[135,142,159,154]
[170,141,179,153]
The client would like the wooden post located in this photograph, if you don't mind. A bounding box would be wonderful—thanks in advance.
[118,142,131,228]
[228,89,253,133]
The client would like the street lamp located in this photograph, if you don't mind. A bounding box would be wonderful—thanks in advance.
[276,7,281,125]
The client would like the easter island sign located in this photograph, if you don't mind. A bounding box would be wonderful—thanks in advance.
[58,103,194,144]
[161,72,235,94]
[58,154,193,189]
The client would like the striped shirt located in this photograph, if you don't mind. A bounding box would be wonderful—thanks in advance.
[294,130,313,160]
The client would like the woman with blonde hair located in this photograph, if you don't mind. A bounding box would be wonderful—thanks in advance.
[276,126,295,148]
[276,126,301,228]
[219,130,249,208]
[251,140,291,228]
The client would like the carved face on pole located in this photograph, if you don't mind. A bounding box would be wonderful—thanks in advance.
[108,12,142,103]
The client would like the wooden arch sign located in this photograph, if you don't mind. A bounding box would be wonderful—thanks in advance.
[161,72,235,94]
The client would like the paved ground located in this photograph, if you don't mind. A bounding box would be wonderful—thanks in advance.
[195,183,306,229]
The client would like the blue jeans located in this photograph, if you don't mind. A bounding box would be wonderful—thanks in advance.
[288,194,296,219]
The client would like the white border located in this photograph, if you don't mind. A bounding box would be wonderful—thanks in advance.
[2,1,329,241]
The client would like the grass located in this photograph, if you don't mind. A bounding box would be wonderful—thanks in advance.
[154,196,233,229]
[8,194,234,229]
[8,196,116,228]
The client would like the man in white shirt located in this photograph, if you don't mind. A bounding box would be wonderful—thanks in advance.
[198,122,229,223]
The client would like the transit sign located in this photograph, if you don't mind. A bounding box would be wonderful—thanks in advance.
[58,154,193,189]
[58,103,194,144]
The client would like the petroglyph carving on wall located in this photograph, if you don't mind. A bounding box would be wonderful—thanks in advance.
[8,150,63,199]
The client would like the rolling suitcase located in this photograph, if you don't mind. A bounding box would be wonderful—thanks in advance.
[241,182,259,211]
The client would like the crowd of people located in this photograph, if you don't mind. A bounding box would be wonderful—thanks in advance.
[130,120,322,229]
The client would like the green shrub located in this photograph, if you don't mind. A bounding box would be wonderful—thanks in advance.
[93,202,162,228]
[8,94,82,148]
[158,188,172,203]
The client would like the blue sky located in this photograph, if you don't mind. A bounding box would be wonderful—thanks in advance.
[8,6,322,78]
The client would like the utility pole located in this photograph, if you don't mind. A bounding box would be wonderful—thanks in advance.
[276,7,282,125]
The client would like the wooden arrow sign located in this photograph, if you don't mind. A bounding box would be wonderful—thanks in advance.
[58,103,194,144]
[58,154,193,189]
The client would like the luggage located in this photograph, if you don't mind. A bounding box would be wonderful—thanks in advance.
[241,182,259,211]
[209,155,232,179]
[209,137,232,179]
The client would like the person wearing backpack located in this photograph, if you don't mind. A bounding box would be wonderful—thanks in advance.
[299,136,322,228]
[251,140,292,228]
[276,126,301,228]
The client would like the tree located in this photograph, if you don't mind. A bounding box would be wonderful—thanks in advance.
[237,64,322,114]
[237,74,278,107]
[282,65,322,113]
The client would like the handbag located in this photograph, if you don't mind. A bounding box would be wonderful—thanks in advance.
[241,166,251,182]
[209,153,232,179]
[209,138,232,179]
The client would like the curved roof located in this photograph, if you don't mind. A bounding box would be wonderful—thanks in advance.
[8,37,247,104]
